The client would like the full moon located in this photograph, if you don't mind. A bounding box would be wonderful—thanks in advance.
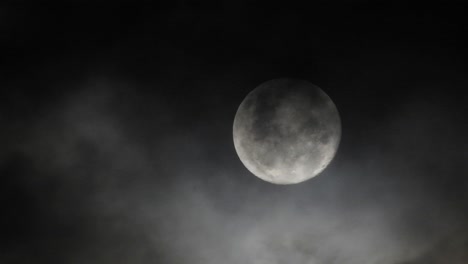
[233,79,341,184]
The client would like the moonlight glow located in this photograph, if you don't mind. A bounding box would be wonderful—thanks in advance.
[233,79,341,184]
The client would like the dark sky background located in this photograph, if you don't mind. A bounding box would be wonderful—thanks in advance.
[0,3,467,264]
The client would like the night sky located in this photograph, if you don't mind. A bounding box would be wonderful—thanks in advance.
[1,4,467,264]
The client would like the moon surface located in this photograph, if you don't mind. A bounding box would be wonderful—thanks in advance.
[233,79,341,184]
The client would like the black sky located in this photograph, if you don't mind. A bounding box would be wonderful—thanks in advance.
[0,3,467,264]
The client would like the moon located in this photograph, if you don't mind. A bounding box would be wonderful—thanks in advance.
[233,79,341,184]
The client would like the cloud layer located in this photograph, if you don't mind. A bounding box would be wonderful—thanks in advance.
[1,80,466,264]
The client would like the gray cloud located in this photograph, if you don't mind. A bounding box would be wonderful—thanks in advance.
[2,79,466,264]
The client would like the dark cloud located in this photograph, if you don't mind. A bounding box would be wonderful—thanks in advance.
[0,79,464,263]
